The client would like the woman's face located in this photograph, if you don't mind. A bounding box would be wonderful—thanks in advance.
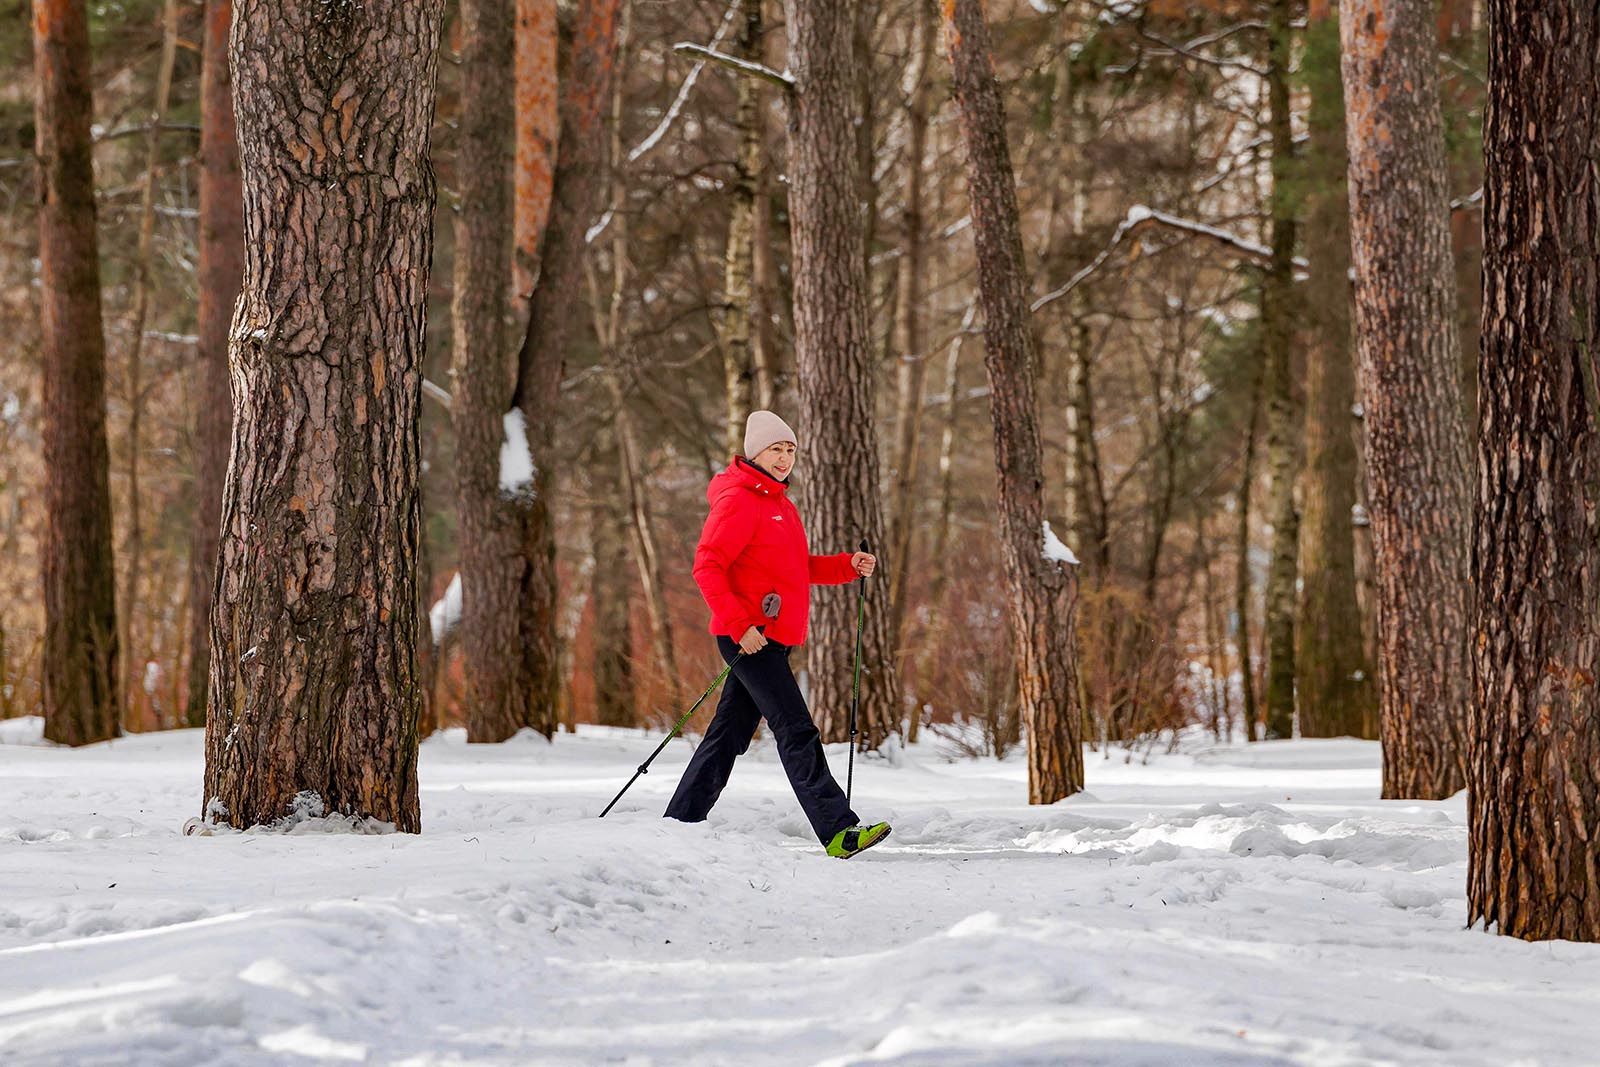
[754,441,797,480]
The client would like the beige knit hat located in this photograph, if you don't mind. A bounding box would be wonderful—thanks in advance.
[744,410,797,459]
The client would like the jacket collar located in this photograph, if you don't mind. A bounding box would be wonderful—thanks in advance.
[731,455,791,498]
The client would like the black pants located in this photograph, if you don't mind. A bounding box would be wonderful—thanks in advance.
[665,636,858,843]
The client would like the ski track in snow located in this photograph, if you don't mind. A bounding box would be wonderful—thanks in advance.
[0,720,1594,1066]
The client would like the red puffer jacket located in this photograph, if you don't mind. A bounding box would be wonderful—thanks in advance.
[693,457,858,647]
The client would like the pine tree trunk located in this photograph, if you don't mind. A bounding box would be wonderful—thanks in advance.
[784,0,898,749]
[509,0,623,740]
[721,0,764,460]
[34,0,121,747]
[184,0,244,730]
[1296,0,1372,739]
[1261,0,1301,741]
[1341,0,1472,799]
[944,0,1082,804]
[454,0,527,743]
[886,0,934,655]
[203,0,444,831]
[1470,0,1600,942]
[514,0,558,303]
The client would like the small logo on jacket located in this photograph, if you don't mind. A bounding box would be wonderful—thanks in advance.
[772,515,783,521]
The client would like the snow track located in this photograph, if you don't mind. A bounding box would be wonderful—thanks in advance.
[0,722,1594,1065]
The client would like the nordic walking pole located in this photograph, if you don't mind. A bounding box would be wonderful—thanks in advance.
[599,653,743,818]
[848,538,869,804]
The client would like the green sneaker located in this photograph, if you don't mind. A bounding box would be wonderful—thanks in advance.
[826,821,892,859]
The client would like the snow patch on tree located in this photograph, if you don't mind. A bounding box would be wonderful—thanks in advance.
[499,408,537,498]
[1042,521,1080,566]
[430,572,463,645]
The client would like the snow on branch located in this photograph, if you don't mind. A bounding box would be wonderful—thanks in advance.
[1033,204,1307,313]
[671,43,793,93]
[1136,27,1268,78]
[632,0,742,164]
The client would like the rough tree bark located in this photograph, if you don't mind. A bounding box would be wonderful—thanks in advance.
[784,0,898,748]
[944,0,1082,804]
[1341,0,1472,798]
[509,0,623,740]
[203,0,444,831]
[514,0,558,303]
[1261,0,1301,741]
[1470,0,1600,942]
[34,0,122,746]
[454,0,528,743]
[185,0,245,730]
[1296,0,1371,738]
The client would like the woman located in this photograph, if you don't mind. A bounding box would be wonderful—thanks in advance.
[665,410,892,858]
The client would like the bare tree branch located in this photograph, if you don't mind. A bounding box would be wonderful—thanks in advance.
[671,42,793,92]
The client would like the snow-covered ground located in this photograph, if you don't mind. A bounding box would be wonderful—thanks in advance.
[1,717,1595,1066]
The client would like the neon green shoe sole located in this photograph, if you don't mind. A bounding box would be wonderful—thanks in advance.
[826,821,891,859]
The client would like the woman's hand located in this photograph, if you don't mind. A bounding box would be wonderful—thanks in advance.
[851,552,877,578]
[738,626,768,655]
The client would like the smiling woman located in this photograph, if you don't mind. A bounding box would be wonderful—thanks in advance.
[663,410,888,859]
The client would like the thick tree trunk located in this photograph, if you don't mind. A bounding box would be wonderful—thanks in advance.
[514,0,558,303]
[454,0,528,743]
[1470,0,1600,942]
[886,0,934,655]
[1296,0,1371,739]
[509,0,623,740]
[185,0,244,730]
[203,0,444,831]
[944,0,1082,804]
[1341,0,1472,799]
[721,0,764,459]
[784,0,898,749]
[34,0,121,747]
[1261,0,1301,741]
